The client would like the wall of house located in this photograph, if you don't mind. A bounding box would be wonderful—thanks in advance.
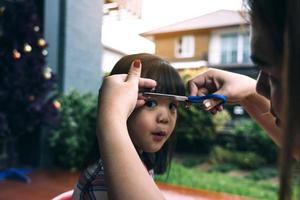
[208,26,250,65]
[155,34,176,60]
[154,31,210,62]
[194,31,210,60]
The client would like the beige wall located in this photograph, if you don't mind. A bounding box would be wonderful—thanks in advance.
[155,34,176,60]
[154,30,210,62]
[194,31,209,60]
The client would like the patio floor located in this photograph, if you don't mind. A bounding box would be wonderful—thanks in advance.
[0,170,250,200]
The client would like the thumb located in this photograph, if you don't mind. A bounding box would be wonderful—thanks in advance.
[203,88,227,110]
[126,59,141,84]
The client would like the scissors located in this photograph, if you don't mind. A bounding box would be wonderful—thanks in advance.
[143,92,227,109]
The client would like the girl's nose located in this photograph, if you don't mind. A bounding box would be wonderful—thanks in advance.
[156,108,169,124]
[256,70,271,99]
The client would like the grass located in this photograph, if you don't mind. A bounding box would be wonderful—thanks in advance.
[155,162,278,200]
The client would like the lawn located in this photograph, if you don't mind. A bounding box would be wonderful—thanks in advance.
[155,158,278,200]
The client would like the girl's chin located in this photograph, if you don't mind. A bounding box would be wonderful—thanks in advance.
[143,145,163,153]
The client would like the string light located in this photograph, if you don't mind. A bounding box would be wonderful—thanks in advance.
[28,95,35,101]
[12,49,21,60]
[42,49,48,56]
[24,43,32,53]
[53,100,61,110]
[43,67,52,79]
[33,26,40,32]
[37,38,46,47]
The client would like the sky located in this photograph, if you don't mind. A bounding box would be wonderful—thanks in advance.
[141,0,244,29]
[101,0,244,72]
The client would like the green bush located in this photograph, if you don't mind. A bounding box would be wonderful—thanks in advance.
[175,106,215,154]
[208,163,237,173]
[230,118,278,163]
[246,167,278,180]
[49,91,97,171]
[212,110,232,133]
[209,146,266,170]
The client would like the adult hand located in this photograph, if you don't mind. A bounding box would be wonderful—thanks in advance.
[188,68,257,110]
[98,60,157,121]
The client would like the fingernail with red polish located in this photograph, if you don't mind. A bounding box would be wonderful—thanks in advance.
[134,59,141,68]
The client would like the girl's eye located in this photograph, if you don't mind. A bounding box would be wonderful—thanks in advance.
[169,103,178,111]
[145,100,157,108]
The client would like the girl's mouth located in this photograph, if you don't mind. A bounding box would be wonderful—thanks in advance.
[152,131,167,142]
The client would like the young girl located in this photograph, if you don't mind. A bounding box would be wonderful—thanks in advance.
[72,53,185,199]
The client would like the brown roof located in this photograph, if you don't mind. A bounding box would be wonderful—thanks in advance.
[141,10,249,36]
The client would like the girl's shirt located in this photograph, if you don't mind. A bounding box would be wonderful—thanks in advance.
[72,159,154,200]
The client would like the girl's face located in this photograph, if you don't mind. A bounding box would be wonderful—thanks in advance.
[251,19,283,126]
[127,97,178,153]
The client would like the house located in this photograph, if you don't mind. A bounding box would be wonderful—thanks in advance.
[141,10,259,79]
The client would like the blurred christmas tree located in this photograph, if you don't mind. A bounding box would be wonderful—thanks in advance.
[0,0,59,168]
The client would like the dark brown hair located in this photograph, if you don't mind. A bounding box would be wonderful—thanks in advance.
[86,53,185,174]
[247,1,300,199]
[110,53,185,174]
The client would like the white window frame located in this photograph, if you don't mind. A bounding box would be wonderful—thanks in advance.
[220,33,238,64]
[208,27,251,65]
[175,35,195,58]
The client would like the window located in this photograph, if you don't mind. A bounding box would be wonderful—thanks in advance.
[220,33,238,64]
[220,32,251,64]
[242,33,251,63]
[175,35,195,58]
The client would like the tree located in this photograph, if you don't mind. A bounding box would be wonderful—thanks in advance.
[0,0,59,168]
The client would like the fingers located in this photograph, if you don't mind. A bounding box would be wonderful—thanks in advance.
[136,99,146,109]
[126,59,142,85]
[188,78,205,96]
[139,78,156,90]
[188,81,199,96]
[126,60,157,89]
[188,68,210,95]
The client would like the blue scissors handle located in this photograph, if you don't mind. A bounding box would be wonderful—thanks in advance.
[187,94,227,105]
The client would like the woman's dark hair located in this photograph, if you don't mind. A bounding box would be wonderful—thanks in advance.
[86,53,185,174]
[247,1,300,199]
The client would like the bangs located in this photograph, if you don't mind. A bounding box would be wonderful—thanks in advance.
[110,53,185,96]
[141,62,185,96]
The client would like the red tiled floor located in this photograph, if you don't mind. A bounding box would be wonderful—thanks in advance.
[0,170,79,200]
[0,170,250,200]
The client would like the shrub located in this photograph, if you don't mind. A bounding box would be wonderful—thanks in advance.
[209,146,267,170]
[231,118,278,163]
[246,167,278,180]
[49,91,97,171]
[216,118,278,163]
[175,106,215,154]
[212,110,232,133]
[208,163,237,173]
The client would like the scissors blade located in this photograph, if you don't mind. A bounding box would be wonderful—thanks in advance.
[143,92,188,102]
[143,92,227,110]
